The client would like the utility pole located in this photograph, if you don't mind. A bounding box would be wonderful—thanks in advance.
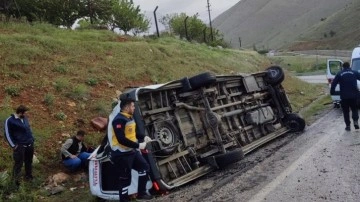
[207,0,214,42]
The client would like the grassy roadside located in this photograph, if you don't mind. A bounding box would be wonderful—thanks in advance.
[269,55,327,74]
[0,23,326,201]
[300,94,333,125]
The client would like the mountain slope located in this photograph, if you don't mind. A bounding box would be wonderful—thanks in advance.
[288,0,360,50]
[213,0,356,50]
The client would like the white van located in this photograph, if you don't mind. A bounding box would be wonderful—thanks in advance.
[87,67,305,200]
[326,46,360,107]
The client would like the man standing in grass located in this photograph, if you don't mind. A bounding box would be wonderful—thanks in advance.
[4,105,35,186]
[61,130,91,172]
[330,62,360,131]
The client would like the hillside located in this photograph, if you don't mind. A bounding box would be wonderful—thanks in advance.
[0,23,323,201]
[213,0,358,50]
[288,0,360,50]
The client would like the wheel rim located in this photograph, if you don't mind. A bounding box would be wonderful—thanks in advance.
[156,127,174,146]
[268,68,280,78]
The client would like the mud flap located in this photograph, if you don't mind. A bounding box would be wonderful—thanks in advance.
[141,145,169,192]
[206,149,244,169]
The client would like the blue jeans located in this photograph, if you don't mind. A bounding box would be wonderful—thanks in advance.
[63,152,91,172]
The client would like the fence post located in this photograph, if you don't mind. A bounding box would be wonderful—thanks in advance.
[153,6,160,37]
[203,27,207,43]
[184,16,190,41]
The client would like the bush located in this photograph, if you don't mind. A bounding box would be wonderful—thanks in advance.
[55,111,67,120]
[53,65,68,74]
[43,93,54,106]
[208,39,230,48]
[5,86,21,96]
[67,84,89,100]
[54,78,70,91]
[86,78,98,86]
[257,50,269,55]
[0,171,9,187]
[94,101,110,116]
[329,30,336,37]
[9,72,22,79]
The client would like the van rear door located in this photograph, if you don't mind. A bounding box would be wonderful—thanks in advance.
[326,59,343,83]
[327,59,343,104]
[352,58,360,72]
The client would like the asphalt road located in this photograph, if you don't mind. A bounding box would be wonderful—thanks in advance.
[297,75,327,84]
[154,109,360,202]
[205,109,360,202]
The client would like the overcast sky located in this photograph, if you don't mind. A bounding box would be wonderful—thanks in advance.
[132,0,240,32]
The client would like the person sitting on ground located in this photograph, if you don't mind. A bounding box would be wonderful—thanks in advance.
[61,130,91,172]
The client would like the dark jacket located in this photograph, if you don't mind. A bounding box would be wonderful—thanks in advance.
[61,136,87,160]
[4,114,34,148]
[330,68,360,99]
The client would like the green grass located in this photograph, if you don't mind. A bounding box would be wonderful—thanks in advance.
[300,95,332,124]
[67,84,90,100]
[269,55,327,74]
[282,76,324,113]
[54,77,70,92]
[44,93,55,106]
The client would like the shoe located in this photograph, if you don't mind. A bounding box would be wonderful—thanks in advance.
[137,193,153,200]
[25,175,33,181]
[354,123,359,130]
[345,126,351,131]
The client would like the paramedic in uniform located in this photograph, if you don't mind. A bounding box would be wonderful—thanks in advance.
[330,62,360,131]
[108,97,153,202]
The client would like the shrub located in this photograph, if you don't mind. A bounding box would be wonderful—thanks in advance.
[9,72,22,79]
[329,30,336,37]
[257,50,269,55]
[54,78,70,91]
[55,111,67,121]
[86,78,98,86]
[1,95,12,109]
[67,84,89,100]
[43,93,54,106]
[0,171,9,187]
[94,101,110,116]
[53,65,68,74]
[5,86,21,96]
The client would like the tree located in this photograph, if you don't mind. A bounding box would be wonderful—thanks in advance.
[83,0,112,25]
[161,13,189,39]
[132,13,150,36]
[43,0,86,28]
[0,0,15,20]
[1,0,45,22]
[160,12,228,47]
[110,0,149,35]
